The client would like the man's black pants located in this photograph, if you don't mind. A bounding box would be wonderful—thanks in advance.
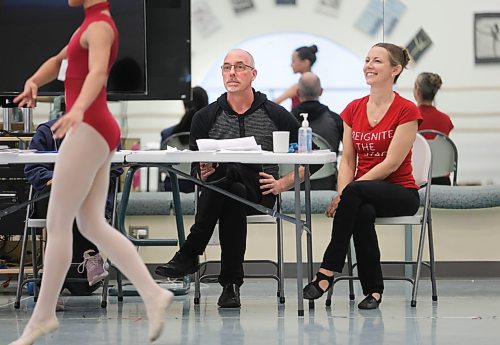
[180,163,276,287]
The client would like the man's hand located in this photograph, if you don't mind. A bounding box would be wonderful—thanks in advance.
[199,162,216,181]
[325,194,340,218]
[259,172,283,195]
[46,180,53,186]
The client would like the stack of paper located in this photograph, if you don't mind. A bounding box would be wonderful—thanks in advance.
[196,136,261,152]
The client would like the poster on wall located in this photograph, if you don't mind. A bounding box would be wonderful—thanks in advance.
[406,28,433,63]
[192,0,221,38]
[315,0,342,17]
[474,13,500,63]
[355,0,383,36]
[231,0,255,14]
[383,0,406,36]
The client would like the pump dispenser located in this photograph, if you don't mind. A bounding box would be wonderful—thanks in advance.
[298,113,312,153]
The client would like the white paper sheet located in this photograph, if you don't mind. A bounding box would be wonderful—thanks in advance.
[196,136,261,151]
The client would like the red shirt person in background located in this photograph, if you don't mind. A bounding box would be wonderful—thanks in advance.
[414,72,454,139]
[414,72,454,185]
[302,43,422,310]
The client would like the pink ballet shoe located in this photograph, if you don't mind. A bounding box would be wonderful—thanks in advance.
[9,317,59,345]
[147,289,174,342]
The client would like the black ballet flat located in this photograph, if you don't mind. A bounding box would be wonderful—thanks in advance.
[303,272,334,300]
[358,294,382,309]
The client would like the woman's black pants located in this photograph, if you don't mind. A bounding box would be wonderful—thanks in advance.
[320,180,420,295]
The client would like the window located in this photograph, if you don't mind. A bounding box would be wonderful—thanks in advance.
[200,32,368,113]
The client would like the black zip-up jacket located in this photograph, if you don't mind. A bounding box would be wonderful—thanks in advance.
[189,90,302,178]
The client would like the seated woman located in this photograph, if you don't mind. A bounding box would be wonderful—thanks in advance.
[414,72,454,185]
[302,43,422,310]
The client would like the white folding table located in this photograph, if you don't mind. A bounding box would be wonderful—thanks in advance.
[124,149,337,315]
[0,149,336,315]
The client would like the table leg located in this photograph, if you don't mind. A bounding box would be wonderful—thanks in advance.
[304,165,314,310]
[294,164,304,316]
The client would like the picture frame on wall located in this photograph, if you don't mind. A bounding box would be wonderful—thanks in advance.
[406,28,433,63]
[474,13,500,64]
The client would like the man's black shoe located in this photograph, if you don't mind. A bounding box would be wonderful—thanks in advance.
[217,283,241,308]
[358,294,382,310]
[155,251,199,278]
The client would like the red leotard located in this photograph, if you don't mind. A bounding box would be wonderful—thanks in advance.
[65,1,120,151]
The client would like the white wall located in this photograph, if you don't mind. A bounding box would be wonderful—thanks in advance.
[29,0,500,184]
[126,206,500,264]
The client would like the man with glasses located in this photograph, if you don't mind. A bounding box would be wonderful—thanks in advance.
[155,49,303,308]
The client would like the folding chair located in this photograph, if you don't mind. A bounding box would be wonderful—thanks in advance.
[14,185,45,309]
[310,132,337,182]
[15,182,120,309]
[193,183,285,305]
[278,132,338,189]
[326,133,437,307]
[418,129,458,185]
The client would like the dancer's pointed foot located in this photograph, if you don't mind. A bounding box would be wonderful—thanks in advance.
[9,317,59,345]
[146,289,174,342]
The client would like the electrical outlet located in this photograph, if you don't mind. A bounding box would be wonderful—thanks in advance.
[208,224,219,245]
[129,225,149,239]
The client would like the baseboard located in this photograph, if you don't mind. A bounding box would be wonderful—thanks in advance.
[134,261,500,280]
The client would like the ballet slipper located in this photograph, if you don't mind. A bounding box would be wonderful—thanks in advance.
[9,317,59,345]
[146,289,174,342]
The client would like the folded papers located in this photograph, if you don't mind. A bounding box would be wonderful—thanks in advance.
[196,136,261,151]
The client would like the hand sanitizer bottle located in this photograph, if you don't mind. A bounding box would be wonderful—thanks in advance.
[298,113,312,153]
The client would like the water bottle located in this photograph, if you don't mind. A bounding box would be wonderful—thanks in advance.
[298,113,312,153]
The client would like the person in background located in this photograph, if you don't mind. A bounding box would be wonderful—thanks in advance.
[274,45,318,109]
[292,71,343,190]
[303,43,422,310]
[161,86,209,143]
[160,86,209,193]
[25,118,123,293]
[10,1,172,344]
[413,72,454,185]
[414,72,453,139]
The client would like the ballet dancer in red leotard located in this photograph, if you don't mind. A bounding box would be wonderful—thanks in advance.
[11,1,172,344]
[274,45,319,109]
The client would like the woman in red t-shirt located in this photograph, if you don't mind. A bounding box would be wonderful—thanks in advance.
[414,72,454,138]
[303,43,422,310]
[414,72,454,185]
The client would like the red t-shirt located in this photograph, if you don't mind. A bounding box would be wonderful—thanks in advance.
[341,92,422,189]
[418,105,454,139]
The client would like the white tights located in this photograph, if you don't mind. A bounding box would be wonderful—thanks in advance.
[10,124,172,344]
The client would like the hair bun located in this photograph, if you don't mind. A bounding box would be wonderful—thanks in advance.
[309,44,318,53]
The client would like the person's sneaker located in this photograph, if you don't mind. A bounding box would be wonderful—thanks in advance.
[155,251,199,278]
[77,250,109,286]
[217,283,241,308]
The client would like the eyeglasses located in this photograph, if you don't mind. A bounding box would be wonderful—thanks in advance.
[221,62,254,73]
